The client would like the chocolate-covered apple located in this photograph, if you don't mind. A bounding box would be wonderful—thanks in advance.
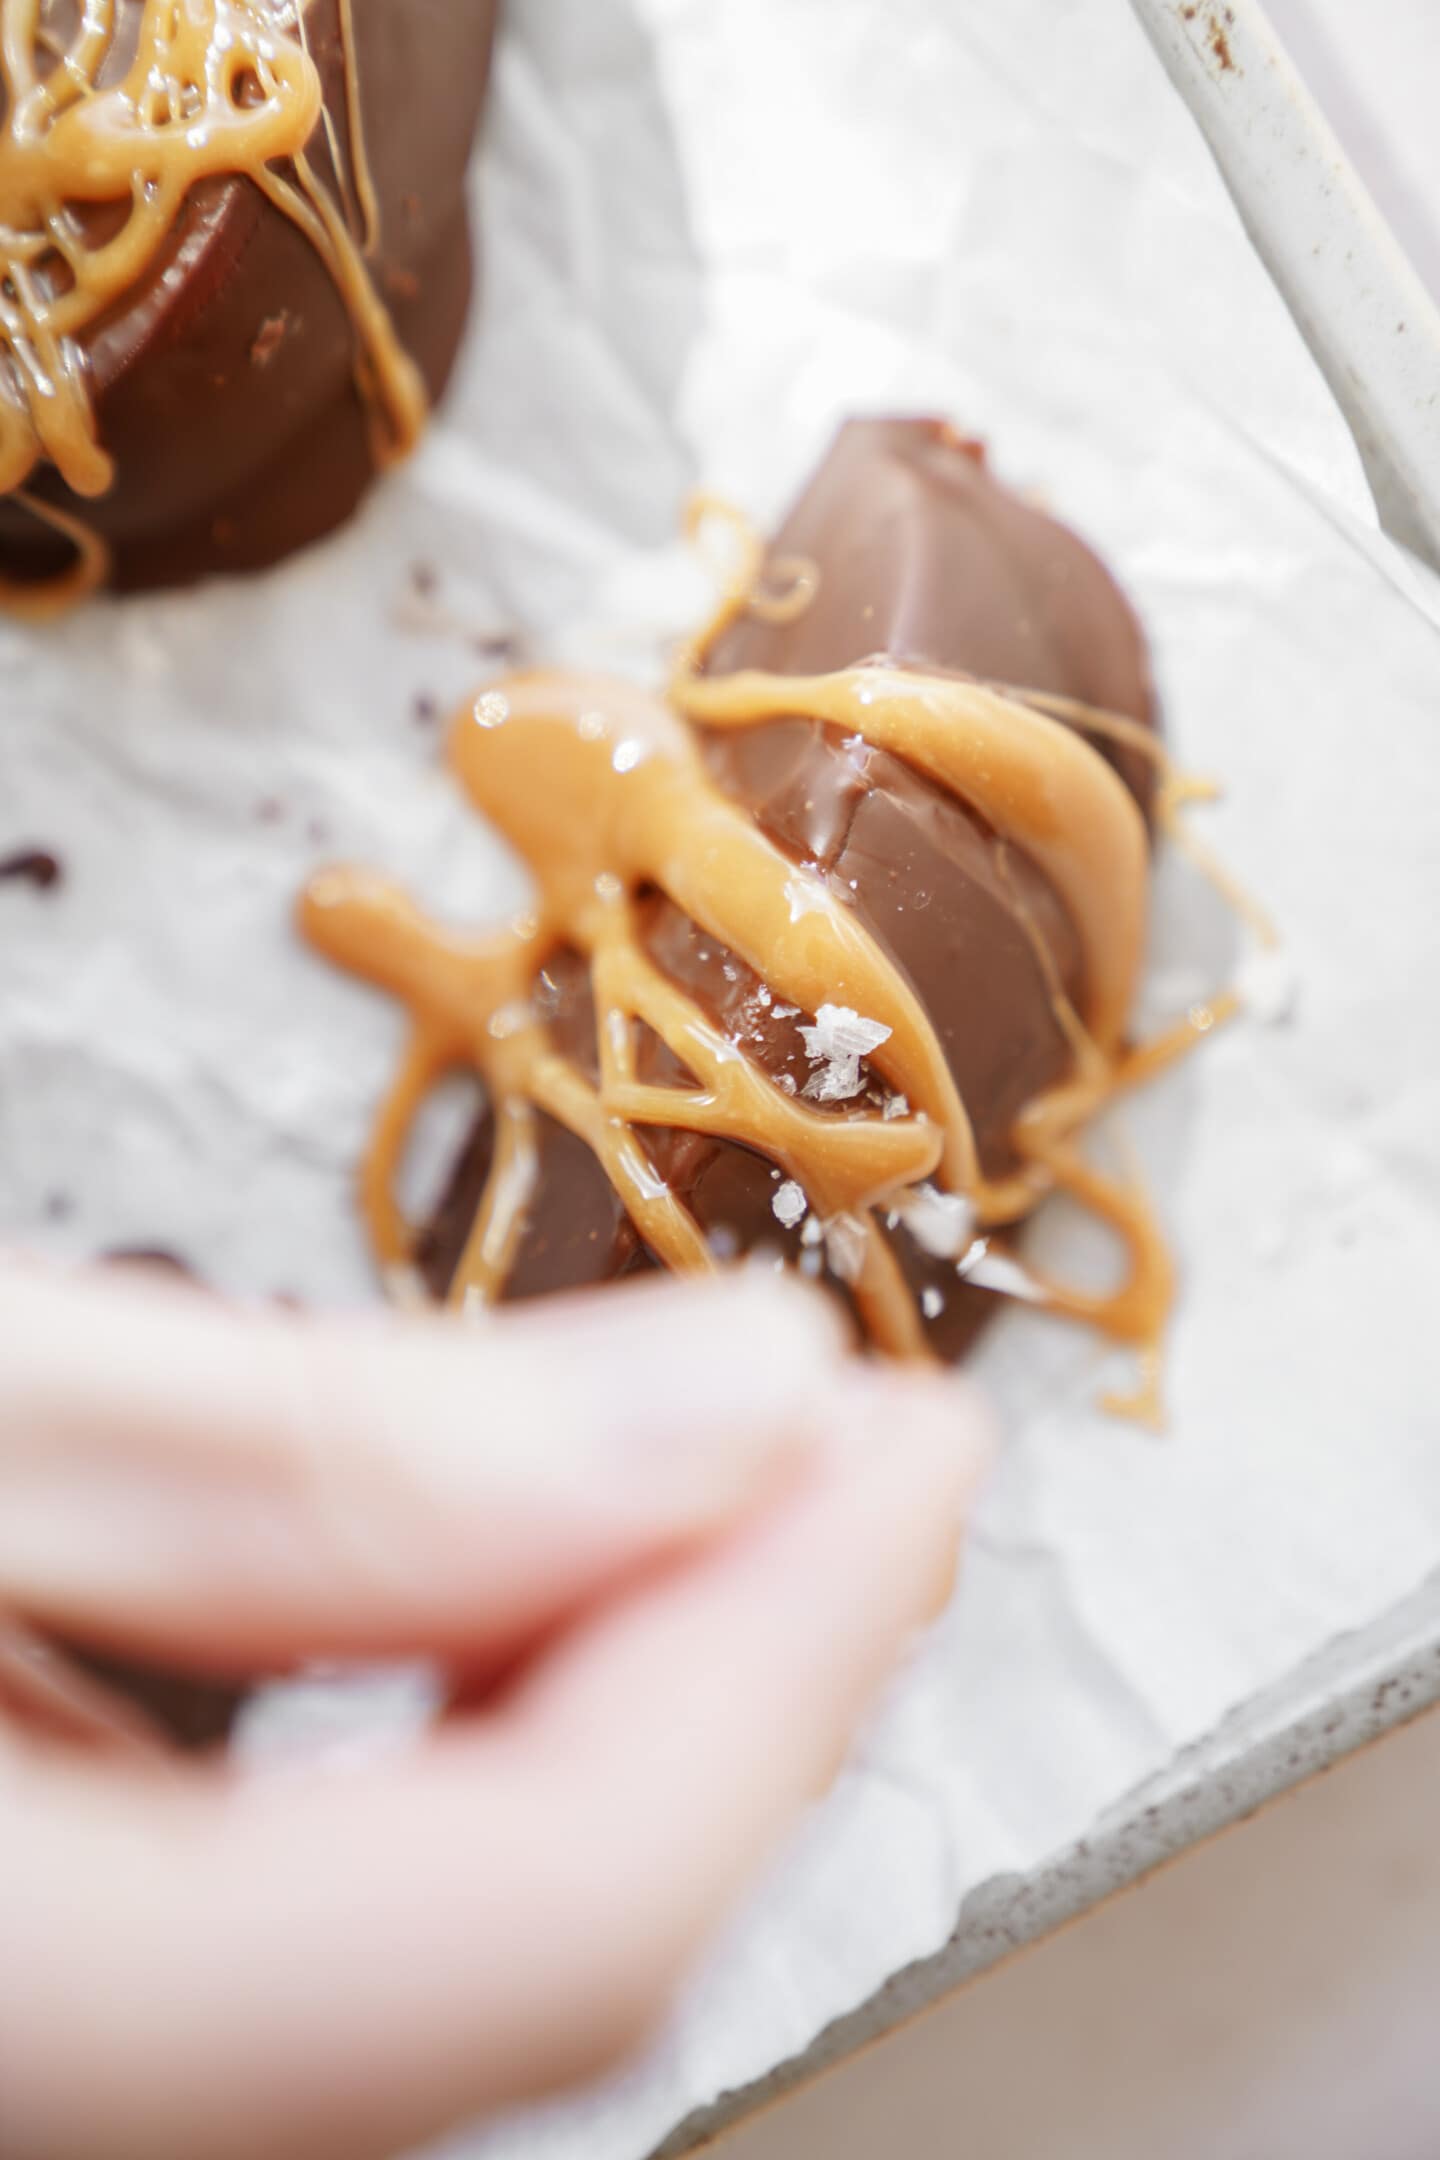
[0,0,497,608]
[303,419,1223,1419]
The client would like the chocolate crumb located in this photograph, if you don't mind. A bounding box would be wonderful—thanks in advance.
[413,692,439,726]
[306,816,332,846]
[104,1246,197,1281]
[254,796,286,826]
[43,1190,74,1223]
[471,630,523,663]
[410,561,440,598]
[0,847,63,890]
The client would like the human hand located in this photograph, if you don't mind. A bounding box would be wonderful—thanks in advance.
[0,1260,990,2160]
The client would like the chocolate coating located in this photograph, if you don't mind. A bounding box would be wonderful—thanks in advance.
[423,418,1157,1357]
[0,0,497,593]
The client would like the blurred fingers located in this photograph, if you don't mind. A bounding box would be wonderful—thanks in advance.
[0,1372,991,2160]
[0,1262,843,1670]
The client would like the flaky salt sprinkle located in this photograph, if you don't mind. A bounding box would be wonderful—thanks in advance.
[893,1183,975,1259]
[882,1091,910,1121]
[824,1213,869,1285]
[957,1239,1047,1303]
[799,1003,894,1103]
[921,1285,945,1319]
[472,689,509,729]
[772,1179,808,1229]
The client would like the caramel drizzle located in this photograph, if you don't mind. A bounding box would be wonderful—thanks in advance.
[301,677,950,1357]
[300,505,1248,1417]
[0,0,424,611]
[1004,682,1278,949]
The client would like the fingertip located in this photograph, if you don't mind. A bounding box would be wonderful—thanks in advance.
[490,1259,851,1371]
[828,1364,998,1502]
[794,1367,998,1686]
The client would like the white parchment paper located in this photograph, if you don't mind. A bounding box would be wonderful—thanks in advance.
[3,3,1440,2157]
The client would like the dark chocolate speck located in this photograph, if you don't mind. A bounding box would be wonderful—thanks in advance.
[0,848,63,891]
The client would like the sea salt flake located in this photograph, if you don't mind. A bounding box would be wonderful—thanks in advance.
[957,1239,1047,1303]
[1236,943,1300,1027]
[799,1003,893,1102]
[921,1285,945,1319]
[894,1183,975,1259]
[772,1179,807,1229]
[785,872,832,923]
[824,1212,869,1284]
[882,1092,910,1121]
[473,689,509,729]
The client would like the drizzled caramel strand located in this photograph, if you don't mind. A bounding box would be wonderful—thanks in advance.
[301,504,1250,1417]
[0,0,422,609]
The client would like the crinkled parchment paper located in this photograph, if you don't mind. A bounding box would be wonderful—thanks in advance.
[3,3,1440,2157]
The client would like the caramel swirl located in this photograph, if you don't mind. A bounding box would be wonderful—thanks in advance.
[301,628,1228,1408]
[0,0,424,607]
